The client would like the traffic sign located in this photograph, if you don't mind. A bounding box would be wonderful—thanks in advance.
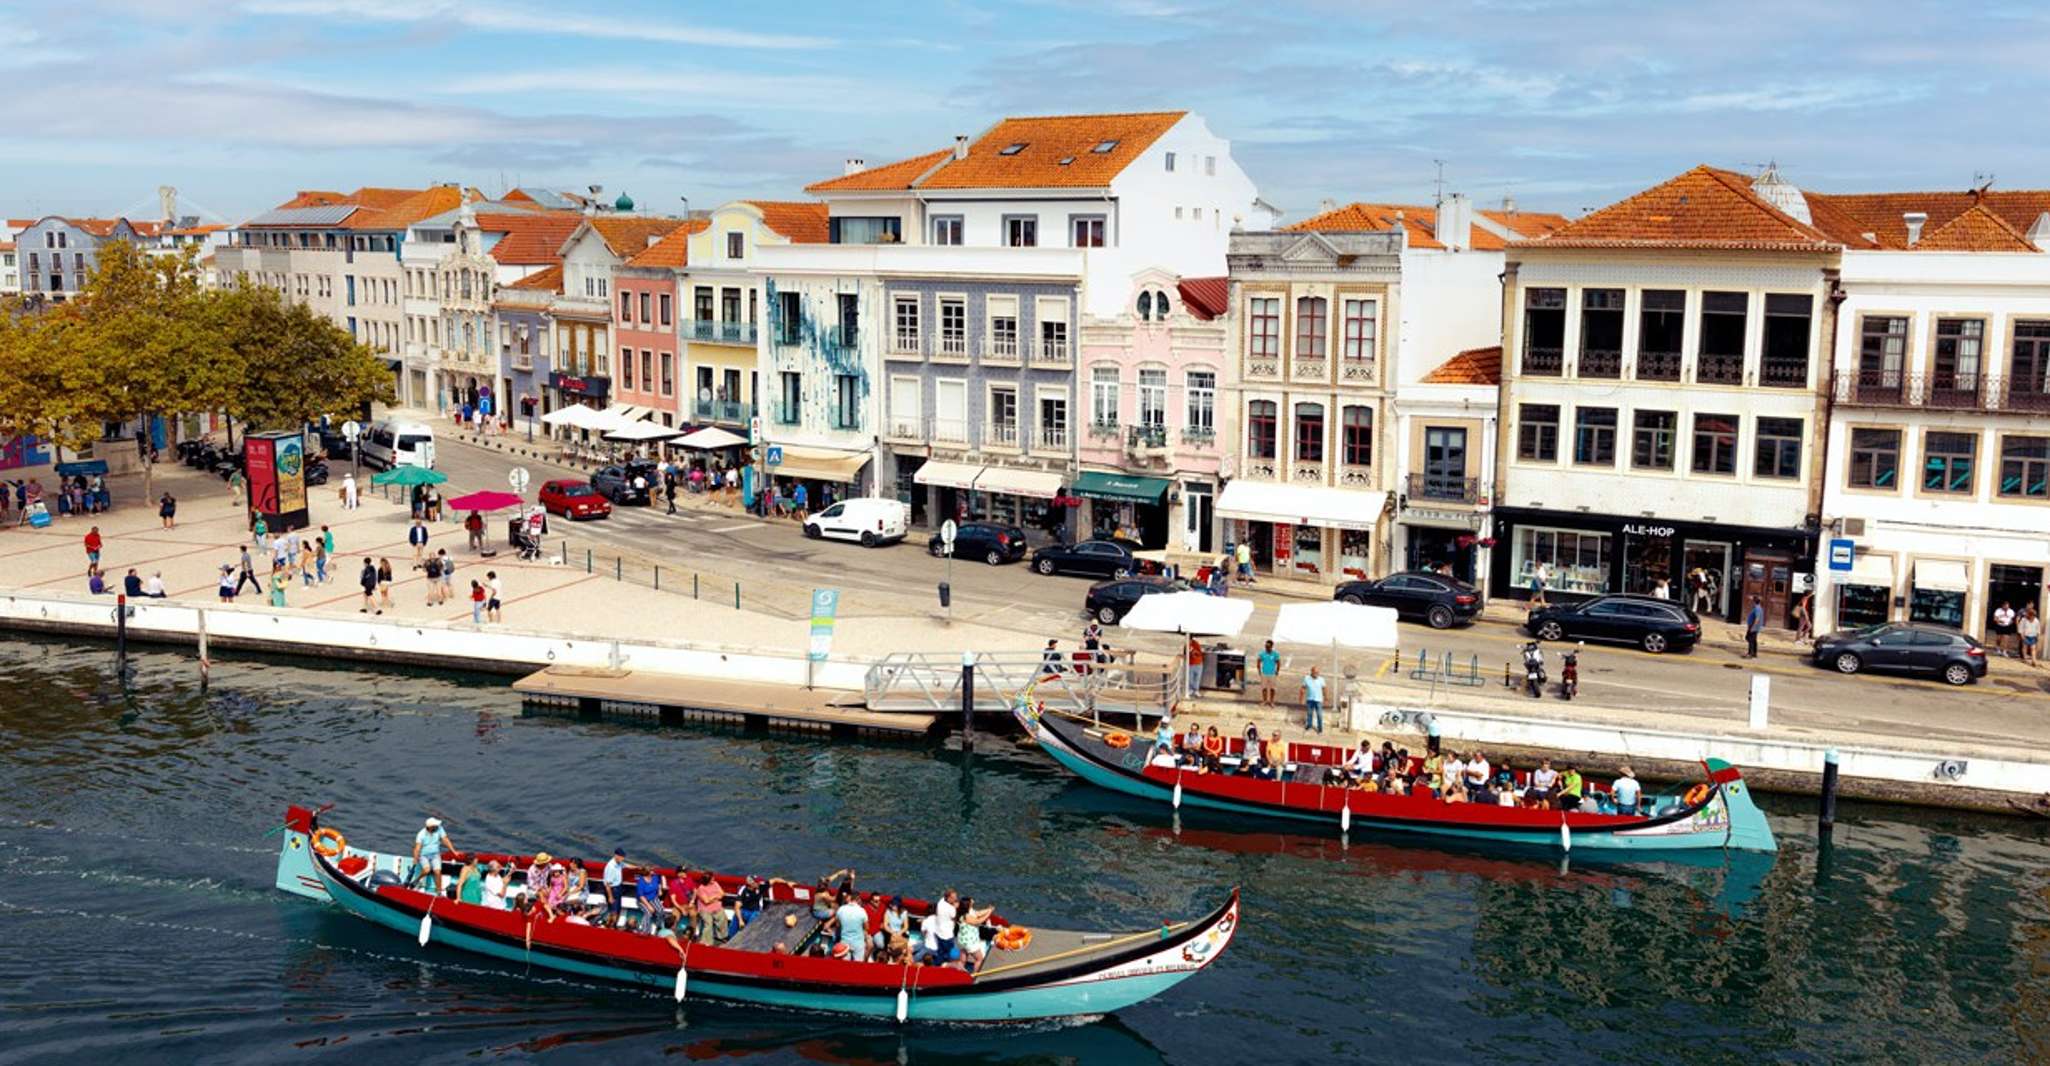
[766,445,783,467]
[1827,538,1854,572]
[941,519,958,548]
[509,467,531,493]
[340,419,361,441]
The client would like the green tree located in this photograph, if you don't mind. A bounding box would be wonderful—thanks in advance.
[216,284,396,431]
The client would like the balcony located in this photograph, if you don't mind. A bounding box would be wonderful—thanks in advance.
[1999,374,2050,412]
[983,337,1022,366]
[1030,339,1071,368]
[935,334,969,362]
[1521,346,1563,377]
[1339,464,1374,487]
[889,330,922,359]
[985,421,1021,449]
[1926,372,1986,409]
[693,398,751,424]
[1126,425,1168,461]
[1759,355,1808,388]
[931,418,970,445]
[886,416,924,442]
[1087,420,1121,441]
[1037,425,1069,452]
[1579,348,1622,379]
[1697,352,1744,385]
[1834,369,1995,410]
[1242,458,1278,480]
[1837,367,1905,405]
[1180,426,1216,446]
[1339,358,1375,383]
[1292,357,1328,382]
[770,401,800,425]
[1291,461,1326,484]
[1406,472,1479,504]
[1636,350,1681,382]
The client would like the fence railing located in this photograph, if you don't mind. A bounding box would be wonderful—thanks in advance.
[864,649,1179,726]
[552,535,801,618]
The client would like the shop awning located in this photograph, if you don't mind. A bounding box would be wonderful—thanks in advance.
[1846,553,1895,588]
[773,445,869,484]
[1218,479,1382,532]
[1072,470,1170,503]
[974,465,1064,499]
[913,461,984,491]
[1914,559,1969,593]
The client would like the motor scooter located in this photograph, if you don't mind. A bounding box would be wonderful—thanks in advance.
[1522,641,1546,699]
[1559,644,1580,700]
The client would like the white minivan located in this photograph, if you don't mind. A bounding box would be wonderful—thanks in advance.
[803,497,909,547]
[358,420,436,470]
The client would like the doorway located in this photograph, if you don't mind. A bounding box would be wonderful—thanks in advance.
[1182,482,1213,553]
[1986,564,2043,635]
[1741,549,1793,628]
[1406,526,1475,583]
[1682,540,1734,618]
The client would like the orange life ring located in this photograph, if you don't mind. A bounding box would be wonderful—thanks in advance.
[311,828,346,857]
[1105,732,1133,749]
[1683,783,1711,808]
[995,926,1033,950]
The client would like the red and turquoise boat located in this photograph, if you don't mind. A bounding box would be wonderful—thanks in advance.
[1016,708,1777,854]
[273,805,1238,1022]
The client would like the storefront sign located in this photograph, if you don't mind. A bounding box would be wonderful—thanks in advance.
[1621,523,1677,537]
[549,372,611,399]
[808,588,840,663]
[1828,538,1855,572]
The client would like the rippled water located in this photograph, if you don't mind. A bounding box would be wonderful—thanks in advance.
[2,636,2048,1064]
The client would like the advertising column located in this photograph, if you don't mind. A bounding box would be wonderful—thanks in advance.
[244,430,310,533]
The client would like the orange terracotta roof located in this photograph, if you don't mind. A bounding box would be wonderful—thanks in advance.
[805,149,952,193]
[348,186,427,209]
[6,219,36,230]
[1912,203,2037,252]
[1288,203,1455,248]
[1421,345,1502,385]
[744,200,830,244]
[277,190,348,209]
[502,189,537,204]
[1176,276,1228,321]
[479,212,586,265]
[169,223,225,236]
[68,218,148,237]
[624,218,711,268]
[1481,209,1570,239]
[1517,166,1838,252]
[0,240,14,251]
[587,216,691,259]
[917,111,1186,190]
[504,264,562,293]
[1802,189,2050,251]
[344,186,467,230]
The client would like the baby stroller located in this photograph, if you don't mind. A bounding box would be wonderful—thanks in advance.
[509,520,543,561]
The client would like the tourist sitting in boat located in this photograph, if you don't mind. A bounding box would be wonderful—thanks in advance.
[632,867,661,931]
[1611,765,1642,815]
[1464,751,1492,801]
[453,858,483,905]
[691,873,727,945]
[564,900,593,926]
[734,875,766,935]
[874,896,910,954]
[880,932,913,965]
[1525,759,1560,808]
[1557,764,1586,810]
[536,863,571,921]
[1200,727,1225,773]
[833,888,869,961]
[482,861,507,910]
[956,900,991,972]
[1381,763,1409,796]
[1421,750,1446,797]
[1147,716,1176,765]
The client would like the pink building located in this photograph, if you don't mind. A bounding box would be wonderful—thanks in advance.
[1075,270,1230,551]
[610,221,704,427]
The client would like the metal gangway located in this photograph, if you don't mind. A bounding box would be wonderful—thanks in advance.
[863,650,1179,727]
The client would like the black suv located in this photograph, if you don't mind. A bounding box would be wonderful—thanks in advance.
[1812,622,1988,686]
[1333,570,1483,629]
[591,461,657,505]
[1526,594,1701,653]
[1085,576,1188,625]
[928,522,1029,565]
[1031,538,1138,579]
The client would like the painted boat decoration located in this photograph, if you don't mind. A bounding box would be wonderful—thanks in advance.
[1016,708,1777,854]
[274,805,1238,1022]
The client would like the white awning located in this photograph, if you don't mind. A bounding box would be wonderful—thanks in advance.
[973,465,1064,499]
[1846,553,1895,588]
[1914,559,1970,593]
[913,461,984,490]
[1217,479,1382,531]
[671,426,747,450]
[772,445,869,484]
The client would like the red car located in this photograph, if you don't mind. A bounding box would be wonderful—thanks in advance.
[539,478,612,520]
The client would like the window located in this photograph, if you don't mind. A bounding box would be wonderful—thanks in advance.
[1631,410,1676,470]
[1755,418,1803,480]
[1186,371,1215,435]
[931,216,963,246]
[1295,296,1327,359]
[1070,216,1106,248]
[2000,436,2050,498]
[1518,404,1559,461]
[777,371,801,423]
[1515,527,1612,595]
[638,292,651,324]
[1922,431,1975,493]
[1248,297,1280,361]
[619,291,632,321]
[640,350,653,391]
[1577,289,1625,378]
[1040,317,1068,359]
[621,346,635,389]
[1849,428,1901,489]
[1138,368,1167,428]
[1248,400,1277,459]
[836,293,858,344]
[1038,391,1069,450]
[1932,318,1985,403]
[833,374,860,430]
[829,216,901,244]
[1003,216,1038,248]
[722,287,742,324]
[893,296,920,352]
[1092,139,1119,153]
[999,142,1027,155]
[727,232,744,259]
[1522,288,1565,375]
[659,293,672,326]
[1294,403,1325,463]
[1573,407,1617,466]
[1699,292,1747,384]
[1205,155,1217,176]
[939,298,966,355]
[1759,294,1811,387]
[1341,405,1372,467]
[1689,414,1739,474]
[696,286,716,322]
[989,301,1019,358]
[776,291,800,344]
[1091,366,1119,428]
[1164,151,1176,172]
[2013,321,2050,404]
[989,386,1019,444]
[1341,299,1375,363]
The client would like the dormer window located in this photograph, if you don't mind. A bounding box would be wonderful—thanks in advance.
[1058,156,1075,166]
[999,143,1028,155]
[1092,140,1119,153]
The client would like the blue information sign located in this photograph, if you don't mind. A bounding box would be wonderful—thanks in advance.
[1827,538,1855,572]
[766,445,784,467]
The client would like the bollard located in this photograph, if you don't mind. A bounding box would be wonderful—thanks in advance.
[197,607,210,690]
[615,557,622,581]
[734,582,740,610]
[1819,748,1840,833]
[115,593,128,665]
[586,548,593,573]
[1503,661,1513,689]
[960,651,975,751]
[693,573,699,599]
[654,566,660,591]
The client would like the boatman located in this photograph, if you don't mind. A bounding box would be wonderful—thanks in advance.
[602,848,626,927]
[411,816,454,895]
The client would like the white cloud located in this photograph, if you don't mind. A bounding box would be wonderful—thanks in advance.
[438,70,926,113]
[238,0,836,50]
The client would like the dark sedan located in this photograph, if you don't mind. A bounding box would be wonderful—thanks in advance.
[1032,538,1138,579]
[1084,576,1189,625]
[1334,570,1483,629]
[1813,622,1987,686]
[1526,594,1701,653]
[928,522,1030,566]
[591,462,657,505]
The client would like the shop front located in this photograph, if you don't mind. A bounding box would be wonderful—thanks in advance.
[1399,506,1488,587]
[1833,552,1895,630]
[1986,563,2045,636]
[1489,507,1814,625]
[1907,559,1969,629]
[1216,479,1383,583]
[767,445,873,509]
[548,371,611,412]
[1073,471,1172,548]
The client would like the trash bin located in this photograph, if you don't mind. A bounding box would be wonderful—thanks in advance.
[1208,647,1247,693]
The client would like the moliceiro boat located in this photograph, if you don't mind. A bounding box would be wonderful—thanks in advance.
[273,806,1238,1022]
[1017,709,1777,854]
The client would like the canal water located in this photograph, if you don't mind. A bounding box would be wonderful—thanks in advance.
[1,637,2046,1065]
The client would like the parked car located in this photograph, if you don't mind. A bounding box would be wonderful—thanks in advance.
[1031,538,1138,579]
[1085,576,1189,625]
[313,426,355,461]
[803,498,910,547]
[539,478,612,520]
[591,461,657,505]
[1526,594,1701,653]
[1333,570,1483,629]
[357,419,435,471]
[927,522,1030,565]
[1812,622,1987,686]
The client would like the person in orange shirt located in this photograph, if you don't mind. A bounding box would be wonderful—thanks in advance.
[1186,636,1205,695]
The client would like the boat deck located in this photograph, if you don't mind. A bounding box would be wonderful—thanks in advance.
[513,667,936,737]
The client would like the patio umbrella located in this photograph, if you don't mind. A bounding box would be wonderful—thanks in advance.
[540,405,601,428]
[603,421,682,443]
[445,490,524,512]
[1271,601,1401,713]
[370,465,449,488]
[672,426,747,450]
[1119,590,1255,637]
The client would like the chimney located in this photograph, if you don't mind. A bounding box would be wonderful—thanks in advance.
[1438,192,1473,252]
[1319,197,1336,213]
[1904,211,1928,247]
[843,158,866,176]
[1501,193,1517,214]
[953,135,969,161]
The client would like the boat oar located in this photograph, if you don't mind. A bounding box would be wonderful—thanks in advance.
[1340,801,1352,834]
[1559,814,1572,853]
[673,940,690,1003]
[419,894,436,945]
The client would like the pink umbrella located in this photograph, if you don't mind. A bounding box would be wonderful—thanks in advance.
[445,490,525,512]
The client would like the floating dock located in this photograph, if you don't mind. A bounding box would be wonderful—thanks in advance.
[513,666,936,738]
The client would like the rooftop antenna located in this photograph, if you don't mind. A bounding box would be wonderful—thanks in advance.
[1973,171,1995,193]
[1432,159,1447,208]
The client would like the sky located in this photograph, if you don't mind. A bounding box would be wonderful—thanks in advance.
[5,0,2050,225]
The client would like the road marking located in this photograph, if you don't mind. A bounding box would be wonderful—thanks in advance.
[707,523,757,534]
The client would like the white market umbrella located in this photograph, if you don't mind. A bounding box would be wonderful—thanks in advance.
[540,405,601,428]
[1272,601,1401,708]
[1119,591,1255,637]
[604,421,682,443]
[671,426,748,450]
[583,406,644,433]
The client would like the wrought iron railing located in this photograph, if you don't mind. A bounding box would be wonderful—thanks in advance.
[1406,472,1479,503]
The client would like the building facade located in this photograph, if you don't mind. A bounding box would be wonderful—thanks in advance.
[680,201,828,435]
[492,265,560,434]
[614,222,702,428]
[1394,345,1503,585]
[15,216,146,299]
[549,216,690,420]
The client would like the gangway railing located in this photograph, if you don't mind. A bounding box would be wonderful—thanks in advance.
[864,650,1179,726]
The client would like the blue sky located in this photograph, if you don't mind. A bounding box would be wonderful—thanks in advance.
[6,0,2050,224]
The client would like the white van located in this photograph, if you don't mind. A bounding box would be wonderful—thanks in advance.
[803,497,909,547]
[359,420,436,471]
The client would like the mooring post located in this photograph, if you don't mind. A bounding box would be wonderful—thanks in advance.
[1819,748,1840,834]
[960,651,975,751]
[196,606,210,690]
[115,593,128,666]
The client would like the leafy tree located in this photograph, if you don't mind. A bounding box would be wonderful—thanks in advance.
[216,284,396,431]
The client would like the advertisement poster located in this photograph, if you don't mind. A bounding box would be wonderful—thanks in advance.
[808,588,840,663]
[244,430,309,533]
[275,435,308,514]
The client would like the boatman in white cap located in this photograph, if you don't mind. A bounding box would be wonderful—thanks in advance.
[411,816,454,895]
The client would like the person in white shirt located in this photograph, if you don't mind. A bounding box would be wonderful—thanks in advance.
[1527,759,1560,807]
[1346,741,1375,786]
[1441,755,1467,802]
[1464,752,1491,800]
[933,890,959,965]
[482,861,507,910]
[1612,766,1642,815]
[142,572,167,598]
[601,849,625,927]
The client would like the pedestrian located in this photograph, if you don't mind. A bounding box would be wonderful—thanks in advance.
[268,569,288,608]
[1256,639,1281,707]
[437,549,454,603]
[236,545,261,596]
[228,467,246,504]
[83,526,102,567]
[302,541,320,587]
[665,473,678,515]
[359,557,379,613]
[320,525,336,579]
[422,551,443,605]
[1744,595,1765,659]
[158,492,177,529]
[218,564,237,603]
[2021,605,2041,667]
[409,518,429,562]
[342,473,358,510]
[285,533,302,573]
[1530,561,1550,608]
[487,570,502,623]
[792,482,808,522]
[377,557,394,609]
[464,509,484,551]
[1991,601,2017,657]
[1185,635,1205,695]
[1300,666,1326,734]
[1235,540,1252,585]
[469,579,486,624]
[1793,589,1814,644]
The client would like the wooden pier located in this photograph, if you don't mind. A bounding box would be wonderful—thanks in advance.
[512,666,936,738]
